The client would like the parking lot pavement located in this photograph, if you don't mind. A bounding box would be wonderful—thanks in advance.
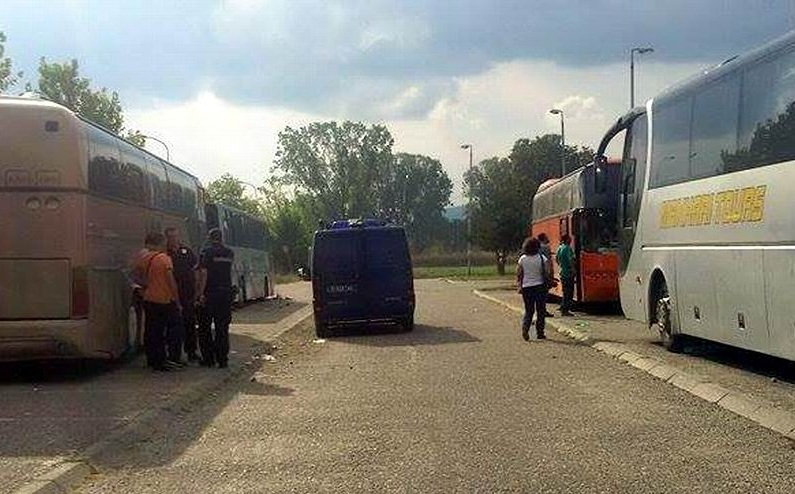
[474,282,795,415]
[76,279,795,493]
[0,296,306,494]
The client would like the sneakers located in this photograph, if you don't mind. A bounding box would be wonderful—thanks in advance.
[521,327,530,341]
[536,333,547,340]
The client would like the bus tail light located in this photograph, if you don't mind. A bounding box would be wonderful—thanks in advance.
[71,267,89,318]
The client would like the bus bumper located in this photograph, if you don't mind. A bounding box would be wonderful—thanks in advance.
[0,319,89,361]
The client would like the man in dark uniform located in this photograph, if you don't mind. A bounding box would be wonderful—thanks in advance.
[165,227,199,363]
[197,228,235,368]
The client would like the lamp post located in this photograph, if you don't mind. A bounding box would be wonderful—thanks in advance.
[461,143,473,277]
[141,134,170,162]
[630,46,654,108]
[549,109,565,176]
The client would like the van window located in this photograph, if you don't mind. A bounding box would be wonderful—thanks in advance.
[365,230,408,269]
[316,234,358,270]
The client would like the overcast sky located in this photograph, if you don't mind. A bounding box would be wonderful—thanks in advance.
[2,0,794,203]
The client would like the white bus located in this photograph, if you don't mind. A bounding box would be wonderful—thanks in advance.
[596,31,795,360]
[205,203,274,303]
[0,96,205,360]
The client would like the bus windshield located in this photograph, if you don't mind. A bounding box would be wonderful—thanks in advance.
[578,210,618,252]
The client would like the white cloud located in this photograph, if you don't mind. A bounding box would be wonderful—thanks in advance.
[126,58,708,204]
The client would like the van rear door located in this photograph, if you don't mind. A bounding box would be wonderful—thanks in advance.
[314,230,367,322]
[363,228,412,318]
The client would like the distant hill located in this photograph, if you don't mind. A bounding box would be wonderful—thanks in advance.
[444,205,466,221]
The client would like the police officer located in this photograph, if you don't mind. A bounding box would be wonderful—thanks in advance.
[196,228,235,368]
[165,227,199,363]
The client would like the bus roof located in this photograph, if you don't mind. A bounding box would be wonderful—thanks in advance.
[650,30,795,107]
[0,94,201,184]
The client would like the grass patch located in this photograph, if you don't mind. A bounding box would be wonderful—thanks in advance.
[413,264,514,279]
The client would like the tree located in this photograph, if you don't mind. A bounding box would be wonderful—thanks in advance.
[0,31,22,92]
[272,121,395,220]
[36,58,125,132]
[465,134,595,273]
[385,153,453,250]
[465,157,527,274]
[205,173,263,216]
[271,121,453,251]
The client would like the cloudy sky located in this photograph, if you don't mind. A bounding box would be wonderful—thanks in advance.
[1,0,793,203]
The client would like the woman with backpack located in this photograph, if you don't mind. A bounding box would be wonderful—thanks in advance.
[516,237,553,341]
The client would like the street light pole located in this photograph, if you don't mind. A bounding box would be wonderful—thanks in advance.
[461,144,473,277]
[549,109,565,176]
[630,46,654,108]
[141,134,171,162]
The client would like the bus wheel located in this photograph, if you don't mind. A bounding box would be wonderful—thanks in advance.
[654,283,682,353]
[128,305,142,354]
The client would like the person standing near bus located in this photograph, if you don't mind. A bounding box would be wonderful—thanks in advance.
[537,233,555,319]
[196,228,235,368]
[556,234,575,316]
[516,237,551,341]
[135,232,182,371]
[165,227,199,363]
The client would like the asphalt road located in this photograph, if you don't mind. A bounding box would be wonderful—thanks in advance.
[76,279,795,493]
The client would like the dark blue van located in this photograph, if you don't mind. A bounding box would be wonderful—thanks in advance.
[311,220,415,337]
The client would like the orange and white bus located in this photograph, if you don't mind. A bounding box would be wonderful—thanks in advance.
[0,96,204,361]
[531,160,621,303]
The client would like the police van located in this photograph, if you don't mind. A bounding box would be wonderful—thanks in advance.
[311,219,415,337]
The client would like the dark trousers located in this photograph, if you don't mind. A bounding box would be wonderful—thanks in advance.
[143,301,179,369]
[180,300,198,357]
[521,285,547,336]
[560,276,575,312]
[198,291,232,365]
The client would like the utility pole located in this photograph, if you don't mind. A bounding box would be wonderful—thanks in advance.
[630,46,654,108]
[460,144,473,277]
[549,109,565,176]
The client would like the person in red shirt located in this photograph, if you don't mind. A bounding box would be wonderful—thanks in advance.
[135,232,182,371]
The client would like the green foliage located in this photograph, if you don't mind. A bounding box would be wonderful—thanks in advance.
[0,31,22,92]
[271,121,453,252]
[36,58,125,133]
[125,130,147,148]
[205,173,263,217]
[466,134,595,267]
[465,157,527,263]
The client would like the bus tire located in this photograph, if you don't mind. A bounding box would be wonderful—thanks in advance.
[127,305,142,354]
[402,314,414,332]
[652,280,683,353]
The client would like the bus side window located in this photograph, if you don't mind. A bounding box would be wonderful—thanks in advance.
[559,217,568,237]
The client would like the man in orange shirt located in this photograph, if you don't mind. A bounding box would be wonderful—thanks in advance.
[136,232,182,371]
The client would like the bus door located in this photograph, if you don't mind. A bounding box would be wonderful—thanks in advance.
[617,113,648,316]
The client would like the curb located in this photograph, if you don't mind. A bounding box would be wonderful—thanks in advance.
[472,289,795,443]
[11,307,314,494]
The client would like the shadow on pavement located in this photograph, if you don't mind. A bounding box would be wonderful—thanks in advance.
[0,358,127,384]
[89,331,297,471]
[0,329,291,483]
[232,298,307,324]
[332,323,480,347]
[670,337,795,385]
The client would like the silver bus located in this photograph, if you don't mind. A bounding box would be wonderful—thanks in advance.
[0,96,204,360]
[596,31,795,360]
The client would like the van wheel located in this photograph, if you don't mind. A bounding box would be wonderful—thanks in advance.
[315,319,330,338]
[653,281,682,353]
[402,314,415,332]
